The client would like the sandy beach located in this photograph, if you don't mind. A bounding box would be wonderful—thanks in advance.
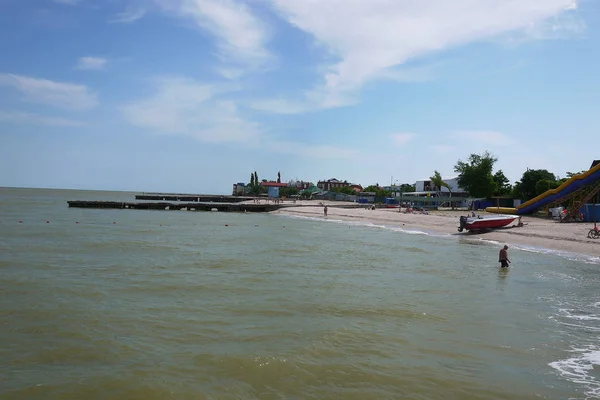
[269,200,600,259]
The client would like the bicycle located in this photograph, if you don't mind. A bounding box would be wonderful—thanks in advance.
[588,226,600,239]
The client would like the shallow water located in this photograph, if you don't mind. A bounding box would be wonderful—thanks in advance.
[1,187,600,399]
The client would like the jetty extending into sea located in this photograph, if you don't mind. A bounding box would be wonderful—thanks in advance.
[67,200,280,212]
[67,193,364,213]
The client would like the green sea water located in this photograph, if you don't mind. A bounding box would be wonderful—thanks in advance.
[1,187,600,399]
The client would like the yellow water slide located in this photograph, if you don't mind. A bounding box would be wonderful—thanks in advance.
[486,162,600,215]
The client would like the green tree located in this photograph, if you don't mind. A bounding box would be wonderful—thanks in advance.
[277,171,281,183]
[429,170,452,208]
[492,170,512,196]
[250,172,255,187]
[331,186,355,195]
[399,183,415,192]
[279,186,299,198]
[535,179,557,196]
[515,169,556,200]
[363,185,391,197]
[454,151,498,198]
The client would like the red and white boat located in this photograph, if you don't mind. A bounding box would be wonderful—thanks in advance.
[458,215,518,232]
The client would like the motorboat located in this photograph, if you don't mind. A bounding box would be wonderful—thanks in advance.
[458,215,519,232]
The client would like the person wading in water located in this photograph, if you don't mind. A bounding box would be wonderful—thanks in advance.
[499,245,511,268]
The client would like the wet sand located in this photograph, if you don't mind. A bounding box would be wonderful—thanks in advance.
[270,201,600,259]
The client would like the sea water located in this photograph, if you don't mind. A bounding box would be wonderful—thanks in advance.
[1,187,600,399]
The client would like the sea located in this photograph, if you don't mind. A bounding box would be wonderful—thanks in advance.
[1,187,600,400]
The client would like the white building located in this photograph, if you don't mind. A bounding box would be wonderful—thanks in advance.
[415,176,464,194]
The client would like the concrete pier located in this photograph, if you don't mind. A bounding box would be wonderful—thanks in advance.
[134,193,252,203]
[67,201,281,212]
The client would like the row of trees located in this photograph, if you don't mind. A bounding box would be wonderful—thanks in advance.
[453,151,587,201]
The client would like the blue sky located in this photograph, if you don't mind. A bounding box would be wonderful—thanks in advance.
[0,0,598,194]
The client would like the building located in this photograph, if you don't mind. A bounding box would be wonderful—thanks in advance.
[261,181,288,198]
[317,178,350,191]
[290,180,313,190]
[232,182,246,195]
[415,176,465,194]
[349,184,363,192]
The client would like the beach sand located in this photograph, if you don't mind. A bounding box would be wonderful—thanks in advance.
[270,201,600,259]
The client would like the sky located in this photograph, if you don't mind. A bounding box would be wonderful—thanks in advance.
[0,0,599,194]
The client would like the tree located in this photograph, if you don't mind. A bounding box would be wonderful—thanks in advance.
[399,183,415,193]
[454,151,498,198]
[515,169,556,200]
[250,173,255,187]
[279,186,299,198]
[429,170,452,208]
[535,179,557,196]
[331,186,355,195]
[277,171,281,183]
[363,185,391,198]
[492,170,512,196]
[254,171,258,186]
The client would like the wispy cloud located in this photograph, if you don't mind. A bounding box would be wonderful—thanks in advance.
[122,77,260,143]
[53,0,81,5]
[264,0,581,110]
[75,56,107,70]
[0,110,85,127]
[110,7,147,24]
[391,133,416,146]
[0,73,98,111]
[155,0,272,75]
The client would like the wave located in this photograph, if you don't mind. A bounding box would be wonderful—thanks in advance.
[277,213,600,265]
[549,347,600,399]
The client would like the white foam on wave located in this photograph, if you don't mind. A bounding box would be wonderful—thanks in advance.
[549,347,600,398]
[559,309,600,321]
[276,213,600,265]
[513,244,600,265]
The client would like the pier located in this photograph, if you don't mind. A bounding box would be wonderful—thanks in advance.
[134,193,252,203]
[67,201,282,212]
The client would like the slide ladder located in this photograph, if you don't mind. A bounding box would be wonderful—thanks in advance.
[558,179,600,222]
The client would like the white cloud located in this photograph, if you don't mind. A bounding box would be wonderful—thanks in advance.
[155,0,272,72]
[110,7,147,23]
[391,133,415,146]
[122,77,261,143]
[266,0,581,109]
[53,0,81,4]
[0,110,84,127]
[452,131,513,146]
[249,98,309,115]
[75,57,107,70]
[0,73,98,111]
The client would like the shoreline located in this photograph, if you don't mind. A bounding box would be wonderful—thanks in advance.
[270,202,600,260]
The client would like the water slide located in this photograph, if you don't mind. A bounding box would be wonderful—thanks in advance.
[486,162,600,215]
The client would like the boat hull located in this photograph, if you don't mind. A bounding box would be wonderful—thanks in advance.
[458,215,518,232]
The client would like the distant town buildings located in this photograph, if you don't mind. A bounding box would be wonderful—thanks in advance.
[317,178,349,191]
[232,182,246,196]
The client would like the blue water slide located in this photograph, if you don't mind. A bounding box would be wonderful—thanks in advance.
[517,164,600,215]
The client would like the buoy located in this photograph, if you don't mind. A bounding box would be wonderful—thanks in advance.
[225,224,229,226]
[113,222,116,224]
[19,220,22,223]
[46,221,49,223]
[76,221,79,224]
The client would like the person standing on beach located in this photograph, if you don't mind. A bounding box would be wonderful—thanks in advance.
[324,205,328,217]
[499,245,511,268]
